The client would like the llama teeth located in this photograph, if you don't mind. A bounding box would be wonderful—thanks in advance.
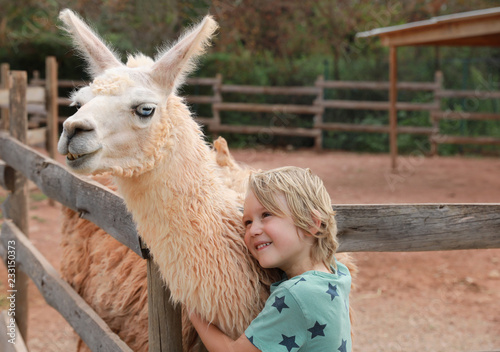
[67,153,80,161]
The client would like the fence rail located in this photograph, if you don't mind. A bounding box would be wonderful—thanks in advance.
[0,220,133,352]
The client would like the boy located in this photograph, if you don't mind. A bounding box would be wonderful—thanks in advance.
[191,166,352,352]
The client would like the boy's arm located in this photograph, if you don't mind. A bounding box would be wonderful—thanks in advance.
[190,312,260,352]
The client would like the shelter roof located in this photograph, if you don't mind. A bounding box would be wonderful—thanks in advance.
[356,7,500,47]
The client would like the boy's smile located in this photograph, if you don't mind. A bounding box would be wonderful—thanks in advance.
[242,191,319,278]
[255,241,272,251]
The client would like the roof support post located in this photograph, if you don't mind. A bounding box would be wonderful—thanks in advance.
[389,45,398,170]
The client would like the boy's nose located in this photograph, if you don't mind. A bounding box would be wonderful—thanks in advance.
[249,222,263,237]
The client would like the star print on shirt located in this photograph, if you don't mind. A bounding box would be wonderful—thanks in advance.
[308,321,327,339]
[338,339,347,352]
[279,334,299,351]
[337,269,347,276]
[293,277,306,286]
[326,283,339,300]
[272,296,289,313]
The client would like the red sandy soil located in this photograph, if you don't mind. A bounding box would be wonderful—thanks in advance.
[1,148,499,352]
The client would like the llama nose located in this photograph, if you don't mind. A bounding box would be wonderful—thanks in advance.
[63,118,96,141]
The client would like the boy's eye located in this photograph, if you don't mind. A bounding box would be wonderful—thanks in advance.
[262,212,272,218]
[243,220,252,227]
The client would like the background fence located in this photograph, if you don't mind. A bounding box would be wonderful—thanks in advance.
[0,65,499,351]
[24,57,500,159]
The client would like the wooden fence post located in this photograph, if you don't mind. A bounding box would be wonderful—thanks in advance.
[45,57,58,207]
[4,71,29,342]
[314,75,325,151]
[389,46,398,170]
[147,259,183,352]
[45,56,58,161]
[1,64,9,131]
[430,70,443,156]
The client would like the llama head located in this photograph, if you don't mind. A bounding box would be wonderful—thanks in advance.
[57,9,218,176]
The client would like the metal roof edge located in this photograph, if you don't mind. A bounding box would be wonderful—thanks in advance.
[356,7,500,39]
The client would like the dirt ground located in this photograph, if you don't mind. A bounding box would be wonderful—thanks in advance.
[1,148,499,352]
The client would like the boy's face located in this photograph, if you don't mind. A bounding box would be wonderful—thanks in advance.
[242,191,315,278]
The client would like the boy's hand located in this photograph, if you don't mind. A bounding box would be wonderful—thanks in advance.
[188,311,260,352]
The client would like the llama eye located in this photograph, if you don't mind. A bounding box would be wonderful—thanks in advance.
[71,101,82,110]
[135,103,156,118]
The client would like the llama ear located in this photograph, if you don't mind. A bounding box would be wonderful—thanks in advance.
[59,9,123,77]
[150,15,218,91]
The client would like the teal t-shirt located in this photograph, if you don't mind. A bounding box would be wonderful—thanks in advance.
[245,260,351,352]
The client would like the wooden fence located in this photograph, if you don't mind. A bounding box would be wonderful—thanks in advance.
[0,68,499,351]
[26,58,500,159]
[190,71,500,153]
[0,59,58,160]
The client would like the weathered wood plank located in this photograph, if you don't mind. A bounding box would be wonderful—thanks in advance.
[45,56,58,161]
[209,124,321,137]
[186,77,219,85]
[185,95,218,104]
[433,111,500,121]
[335,204,500,252]
[0,64,9,130]
[147,260,183,352]
[389,45,398,171]
[194,117,215,126]
[0,87,45,107]
[58,97,72,106]
[0,311,29,352]
[0,132,143,258]
[27,127,46,146]
[318,80,438,91]
[0,220,133,352]
[26,87,45,104]
[436,89,500,99]
[433,135,500,146]
[220,85,320,95]
[6,71,29,341]
[213,102,322,114]
[317,123,435,135]
[321,99,438,111]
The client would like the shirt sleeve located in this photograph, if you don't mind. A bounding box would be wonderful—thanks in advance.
[245,289,308,352]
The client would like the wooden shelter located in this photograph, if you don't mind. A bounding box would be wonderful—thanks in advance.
[357,7,500,168]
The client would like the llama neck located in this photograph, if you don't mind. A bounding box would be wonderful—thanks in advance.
[113,105,240,250]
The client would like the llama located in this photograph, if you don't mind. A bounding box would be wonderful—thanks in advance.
[59,141,242,352]
[57,9,355,351]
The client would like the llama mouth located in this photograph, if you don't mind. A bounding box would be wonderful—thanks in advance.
[67,152,85,161]
[256,242,272,250]
[65,149,100,169]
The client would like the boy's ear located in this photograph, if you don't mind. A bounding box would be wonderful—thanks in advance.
[308,209,322,236]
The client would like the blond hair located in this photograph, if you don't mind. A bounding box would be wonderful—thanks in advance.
[248,166,338,269]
